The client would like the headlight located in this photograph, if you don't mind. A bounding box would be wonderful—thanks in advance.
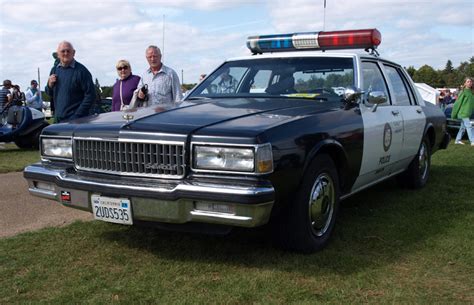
[41,138,73,159]
[193,143,273,174]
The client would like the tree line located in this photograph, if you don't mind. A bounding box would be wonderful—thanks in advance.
[406,57,474,89]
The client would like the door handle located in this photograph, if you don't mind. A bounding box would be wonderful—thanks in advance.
[416,109,422,113]
[391,110,400,116]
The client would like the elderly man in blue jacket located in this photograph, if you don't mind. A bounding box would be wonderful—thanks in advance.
[45,41,95,123]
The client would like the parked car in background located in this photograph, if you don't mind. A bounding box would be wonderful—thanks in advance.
[42,101,52,119]
[444,103,474,134]
[89,97,112,115]
[24,28,450,253]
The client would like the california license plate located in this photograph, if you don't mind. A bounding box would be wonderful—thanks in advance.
[91,195,133,225]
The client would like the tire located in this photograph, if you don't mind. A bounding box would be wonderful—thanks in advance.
[14,128,42,149]
[275,154,340,253]
[400,136,431,189]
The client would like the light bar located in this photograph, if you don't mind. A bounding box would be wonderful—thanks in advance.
[247,28,381,54]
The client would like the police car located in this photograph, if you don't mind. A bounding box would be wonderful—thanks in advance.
[24,29,450,253]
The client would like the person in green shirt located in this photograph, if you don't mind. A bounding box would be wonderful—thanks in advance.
[451,77,474,146]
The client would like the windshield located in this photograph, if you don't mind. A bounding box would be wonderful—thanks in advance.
[188,57,355,102]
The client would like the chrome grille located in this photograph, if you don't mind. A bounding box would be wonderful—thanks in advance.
[74,138,186,178]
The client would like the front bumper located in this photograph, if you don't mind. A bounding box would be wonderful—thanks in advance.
[24,163,274,228]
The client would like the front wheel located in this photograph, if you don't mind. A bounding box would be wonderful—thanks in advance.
[275,154,340,253]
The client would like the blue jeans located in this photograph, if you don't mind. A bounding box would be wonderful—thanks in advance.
[455,118,474,143]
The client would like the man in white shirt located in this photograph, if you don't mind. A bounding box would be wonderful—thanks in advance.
[25,80,43,111]
[137,45,182,105]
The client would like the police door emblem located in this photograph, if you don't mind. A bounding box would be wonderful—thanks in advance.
[383,123,392,152]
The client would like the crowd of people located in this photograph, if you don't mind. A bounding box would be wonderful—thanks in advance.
[0,40,183,123]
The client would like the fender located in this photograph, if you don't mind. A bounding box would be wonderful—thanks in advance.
[302,139,352,194]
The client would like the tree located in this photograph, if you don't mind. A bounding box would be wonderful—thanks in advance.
[94,78,102,99]
[443,60,454,73]
[101,86,113,98]
[405,66,416,78]
[413,65,440,87]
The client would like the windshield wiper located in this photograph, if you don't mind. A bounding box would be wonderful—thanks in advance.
[186,96,211,100]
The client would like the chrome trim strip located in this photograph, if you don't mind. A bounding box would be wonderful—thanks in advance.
[24,165,274,197]
[73,136,184,145]
[190,210,252,221]
[28,187,57,200]
[341,168,406,200]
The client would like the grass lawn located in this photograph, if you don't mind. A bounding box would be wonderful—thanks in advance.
[0,142,473,304]
[0,143,40,173]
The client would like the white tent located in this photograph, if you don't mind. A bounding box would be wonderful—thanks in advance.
[415,83,439,105]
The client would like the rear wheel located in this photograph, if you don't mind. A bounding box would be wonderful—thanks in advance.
[275,154,340,253]
[400,136,431,189]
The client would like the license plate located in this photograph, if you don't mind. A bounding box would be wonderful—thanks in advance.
[91,195,133,225]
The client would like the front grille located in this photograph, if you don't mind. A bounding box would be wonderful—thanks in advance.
[74,138,186,178]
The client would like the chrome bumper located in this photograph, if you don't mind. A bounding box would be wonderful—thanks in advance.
[24,163,274,228]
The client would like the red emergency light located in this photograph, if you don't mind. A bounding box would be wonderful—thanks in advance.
[247,28,381,54]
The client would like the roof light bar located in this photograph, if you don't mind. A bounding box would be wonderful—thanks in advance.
[247,28,381,54]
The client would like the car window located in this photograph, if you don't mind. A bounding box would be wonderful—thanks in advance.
[189,57,355,102]
[361,61,390,106]
[383,64,412,106]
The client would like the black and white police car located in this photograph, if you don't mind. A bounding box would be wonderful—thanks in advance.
[24,28,450,253]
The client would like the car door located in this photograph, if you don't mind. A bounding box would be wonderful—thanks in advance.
[381,64,426,171]
[351,61,403,193]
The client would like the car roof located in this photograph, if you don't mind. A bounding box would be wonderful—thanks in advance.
[226,50,399,66]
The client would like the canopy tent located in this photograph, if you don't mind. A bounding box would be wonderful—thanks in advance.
[415,83,439,105]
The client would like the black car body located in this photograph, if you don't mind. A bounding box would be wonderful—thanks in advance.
[24,29,450,252]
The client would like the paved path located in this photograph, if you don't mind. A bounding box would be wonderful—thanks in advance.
[0,171,92,238]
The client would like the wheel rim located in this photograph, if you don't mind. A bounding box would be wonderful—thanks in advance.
[418,142,429,179]
[308,173,335,237]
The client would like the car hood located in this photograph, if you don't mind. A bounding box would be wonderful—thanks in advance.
[46,98,339,138]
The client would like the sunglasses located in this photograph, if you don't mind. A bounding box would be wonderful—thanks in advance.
[117,66,129,71]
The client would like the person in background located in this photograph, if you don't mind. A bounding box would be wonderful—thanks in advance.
[11,85,25,106]
[137,45,182,106]
[112,60,140,111]
[217,67,238,93]
[451,77,474,146]
[440,90,453,110]
[0,80,13,115]
[45,41,95,122]
[25,80,43,111]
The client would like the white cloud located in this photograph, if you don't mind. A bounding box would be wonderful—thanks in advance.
[0,0,472,91]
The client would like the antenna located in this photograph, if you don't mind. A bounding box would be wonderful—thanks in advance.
[323,0,327,31]
[162,14,165,60]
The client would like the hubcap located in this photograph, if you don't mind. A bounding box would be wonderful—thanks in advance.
[418,142,428,179]
[308,173,335,237]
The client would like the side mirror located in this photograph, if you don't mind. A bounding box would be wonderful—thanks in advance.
[367,91,387,112]
[343,87,364,103]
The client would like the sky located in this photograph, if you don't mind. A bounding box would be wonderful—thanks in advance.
[0,0,473,90]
